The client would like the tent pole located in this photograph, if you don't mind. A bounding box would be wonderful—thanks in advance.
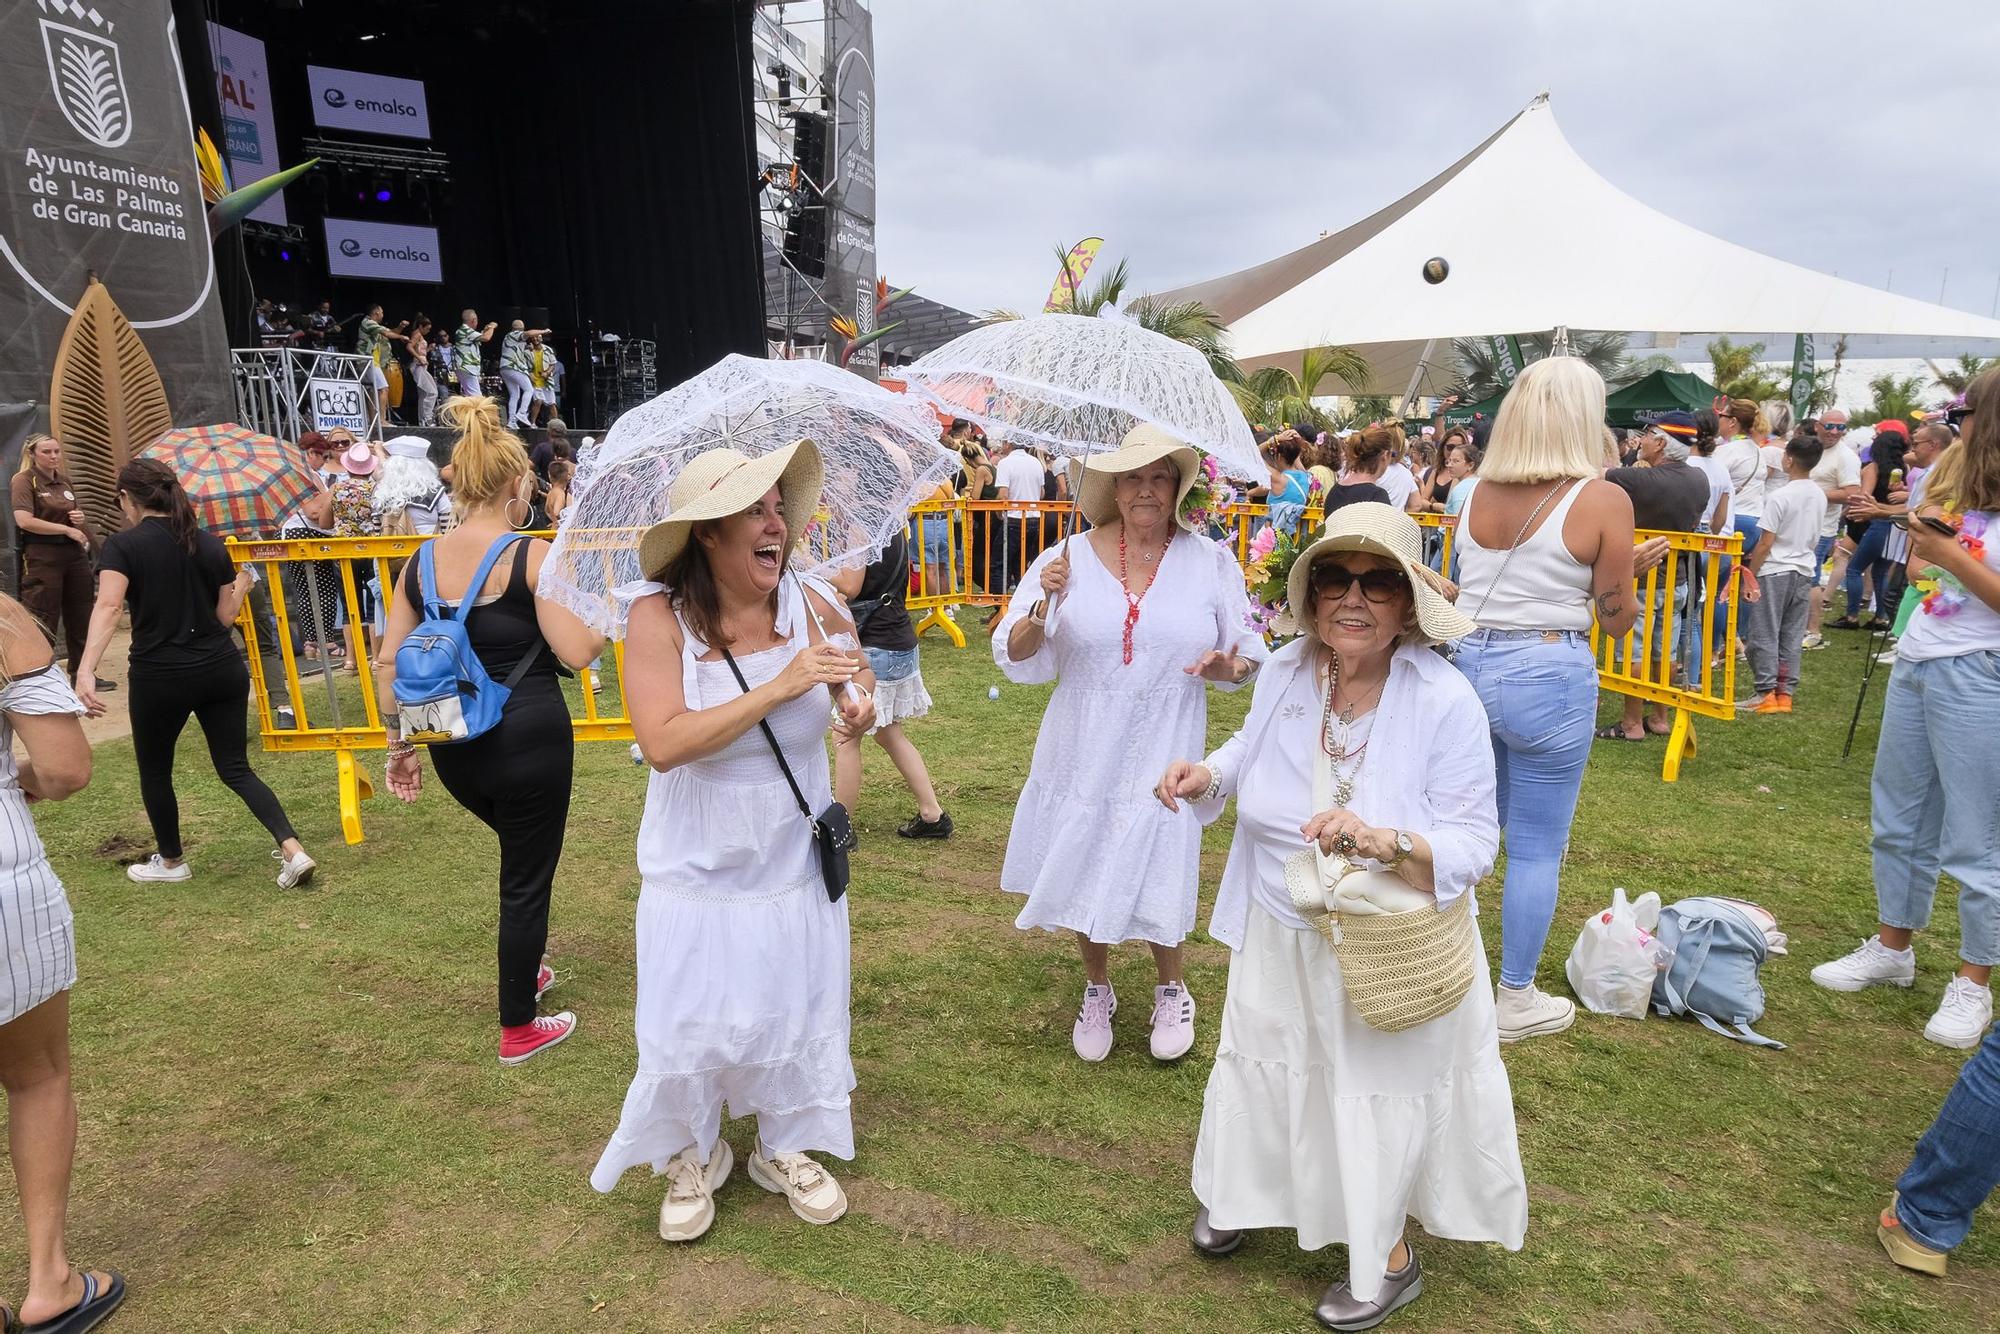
[1398,338,1436,419]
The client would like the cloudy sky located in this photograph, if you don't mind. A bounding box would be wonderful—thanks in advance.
[872,0,2000,323]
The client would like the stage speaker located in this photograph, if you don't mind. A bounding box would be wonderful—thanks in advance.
[781,112,829,281]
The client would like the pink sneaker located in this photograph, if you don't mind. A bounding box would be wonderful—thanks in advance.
[535,962,556,1001]
[1149,983,1195,1061]
[1072,983,1116,1062]
[499,1011,575,1065]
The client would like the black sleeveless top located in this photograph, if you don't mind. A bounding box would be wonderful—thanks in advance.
[403,537,560,690]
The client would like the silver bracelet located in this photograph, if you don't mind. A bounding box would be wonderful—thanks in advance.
[1197,761,1224,803]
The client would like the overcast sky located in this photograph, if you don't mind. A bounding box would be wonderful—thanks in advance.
[872,0,2000,325]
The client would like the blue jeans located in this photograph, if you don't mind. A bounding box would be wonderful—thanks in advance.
[1895,1016,2000,1252]
[1813,533,1837,586]
[1452,630,1599,989]
[1843,518,1893,618]
[1713,512,1763,655]
[1870,652,2000,966]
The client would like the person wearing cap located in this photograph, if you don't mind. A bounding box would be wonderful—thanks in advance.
[373,397,604,1067]
[1804,409,1863,647]
[993,426,1267,1064]
[330,440,386,673]
[374,436,453,537]
[1156,502,1524,1331]
[592,439,876,1243]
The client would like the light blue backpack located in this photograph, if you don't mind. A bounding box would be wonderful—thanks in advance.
[1650,897,1786,1050]
[392,534,538,744]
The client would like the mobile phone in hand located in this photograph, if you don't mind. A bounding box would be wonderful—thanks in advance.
[1918,515,1958,537]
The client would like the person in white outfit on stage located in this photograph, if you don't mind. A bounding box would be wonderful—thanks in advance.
[498,320,544,428]
[992,426,1267,1065]
[592,441,877,1245]
[1157,503,1526,1332]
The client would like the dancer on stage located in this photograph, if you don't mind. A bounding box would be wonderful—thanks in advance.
[592,441,875,1243]
[355,305,408,426]
[405,315,440,427]
[452,309,498,399]
[1158,503,1525,1332]
[992,426,1265,1064]
[499,321,547,429]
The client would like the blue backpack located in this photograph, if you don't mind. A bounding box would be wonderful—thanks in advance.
[1650,897,1786,1050]
[393,534,540,744]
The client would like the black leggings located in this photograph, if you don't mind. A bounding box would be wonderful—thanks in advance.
[427,686,573,1028]
[128,657,297,860]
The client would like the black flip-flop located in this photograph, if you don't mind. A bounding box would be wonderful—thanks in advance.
[21,1268,125,1334]
[1593,726,1649,742]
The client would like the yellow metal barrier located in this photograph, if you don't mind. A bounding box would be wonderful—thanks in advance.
[229,503,1741,843]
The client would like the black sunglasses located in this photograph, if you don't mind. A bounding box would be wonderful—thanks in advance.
[1310,562,1408,605]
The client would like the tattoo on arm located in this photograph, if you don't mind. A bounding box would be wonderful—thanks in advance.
[1595,589,1624,620]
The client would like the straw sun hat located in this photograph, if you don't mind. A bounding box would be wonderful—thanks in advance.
[1071,424,1200,531]
[1281,501,1473,645]
[637,439,825,581]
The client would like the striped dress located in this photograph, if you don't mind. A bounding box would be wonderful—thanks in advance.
[1,665,84,1025]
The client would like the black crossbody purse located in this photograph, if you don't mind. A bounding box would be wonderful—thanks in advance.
[719,648,855,903]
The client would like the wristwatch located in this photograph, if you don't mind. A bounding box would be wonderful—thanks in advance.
[1383,830,1414,869]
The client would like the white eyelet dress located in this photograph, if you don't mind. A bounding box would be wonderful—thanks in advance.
[590,576,855,1189]
[1,665,86,1025]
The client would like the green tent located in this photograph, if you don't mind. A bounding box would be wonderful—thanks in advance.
[1439,390,1508,426]
[1603,369,1719,428]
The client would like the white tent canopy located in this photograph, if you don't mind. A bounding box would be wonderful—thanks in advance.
[1155,93,2000,394]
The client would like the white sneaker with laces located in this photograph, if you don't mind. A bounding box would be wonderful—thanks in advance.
[126,854,191,884]
[273,849,316,889]
[1802,632,1826,650]
[1149,983,1196,1061]
[1072,982,1117,1062]
[1810,936,1916,992]
[658,1140,734,1242]
[1923,976,1994,1050]
[1495,983,1576,1043]
[748,1143,847,1224]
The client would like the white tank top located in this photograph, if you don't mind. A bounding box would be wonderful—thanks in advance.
[1454,480,1594,631]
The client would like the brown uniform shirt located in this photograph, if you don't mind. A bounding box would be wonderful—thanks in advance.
[11,469,94,547]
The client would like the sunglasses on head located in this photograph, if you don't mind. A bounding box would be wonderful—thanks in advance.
[1310,562,1407,604]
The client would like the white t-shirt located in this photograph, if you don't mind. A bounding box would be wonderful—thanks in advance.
[995,450,1047,518]
[1757,477,1825,579]
[1378,461,1418,510]
[1716,436,1766,518]
[1810,441,1863,538]
[1760,442,1786,483]
[1899,507,2000,662]
[1690,454,1734,533]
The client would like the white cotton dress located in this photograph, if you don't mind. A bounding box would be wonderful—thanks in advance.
[1189,640,1528,1303]
[992,533,1265,946]
[590,577,855,1190]
[0,666,85,1026]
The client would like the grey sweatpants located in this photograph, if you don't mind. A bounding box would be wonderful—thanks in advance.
[1746,569,1812,698]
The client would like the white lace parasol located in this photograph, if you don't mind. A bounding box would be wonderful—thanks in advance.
[540,355,958,636]
[900,310,1262,478]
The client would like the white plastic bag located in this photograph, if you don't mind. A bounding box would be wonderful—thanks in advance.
[1565,887,1667,1019]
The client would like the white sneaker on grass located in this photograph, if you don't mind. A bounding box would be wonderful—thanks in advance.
[1495,983,1575,1042]
[658,1140,734,1242]
[1072,982,1116,1062]
[1923,977,1994,1050]
[1810,936,1916,992]
[126,854,191,883]
[748,1143,847,1224]
[274,849,316,889]
[1149,983,1196,1061]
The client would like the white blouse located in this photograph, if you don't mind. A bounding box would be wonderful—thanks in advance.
[1193,638,1500,950]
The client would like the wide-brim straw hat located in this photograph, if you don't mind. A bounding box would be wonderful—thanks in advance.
[1071,424,1200,531]
[638,439,824,581]
[1281,501,1474,646]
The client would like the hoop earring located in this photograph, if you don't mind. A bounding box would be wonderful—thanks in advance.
[504,496,533,530]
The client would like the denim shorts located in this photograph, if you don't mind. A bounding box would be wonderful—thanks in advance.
[865,646,920,683]
[920,515,951,566]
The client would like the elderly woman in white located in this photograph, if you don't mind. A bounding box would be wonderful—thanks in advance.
[995,425,1266,1064]
[1157,503,1526,1332]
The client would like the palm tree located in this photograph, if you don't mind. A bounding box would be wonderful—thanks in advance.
[1230,343,1375,433]
[1928,353,1994,399]
[985,252,1242,385]
[1447,330,1644,402]
[1850,373,1927,428]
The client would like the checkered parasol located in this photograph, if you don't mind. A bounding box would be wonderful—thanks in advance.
[138,423,317,538]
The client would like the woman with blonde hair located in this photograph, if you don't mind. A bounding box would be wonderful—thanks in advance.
[10,435,96,689]
[374,396,604,1065]
[1449,357,1665,1042]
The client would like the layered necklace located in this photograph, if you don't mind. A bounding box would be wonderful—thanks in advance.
[1115,523,1173,665]
[1318,651,1382,809]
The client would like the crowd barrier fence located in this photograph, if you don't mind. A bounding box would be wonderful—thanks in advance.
[226,502,1740,842]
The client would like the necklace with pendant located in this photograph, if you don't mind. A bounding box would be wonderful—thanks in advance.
[1115,524,1173,664]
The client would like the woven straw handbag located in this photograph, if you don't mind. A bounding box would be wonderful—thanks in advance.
[1285,849,1479,1032]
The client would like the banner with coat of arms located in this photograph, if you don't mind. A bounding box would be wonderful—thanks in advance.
[0,0,233,421]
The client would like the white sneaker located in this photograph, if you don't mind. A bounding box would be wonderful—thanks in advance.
[1495,983,1576,1043]
[1802,632,1826,650]
[747,1143,847,1224]
[126,854,191,883]
[1810,936,1916,993]
[1149,983,1196,1061]
[273,849,317,889]
[658,1139,734,1242]
[1072,982,1117,1062]
[1923,977,1994,1050]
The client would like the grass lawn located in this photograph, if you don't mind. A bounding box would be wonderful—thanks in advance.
[8,619,1996,1332]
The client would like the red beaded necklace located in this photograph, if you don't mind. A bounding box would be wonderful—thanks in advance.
[1115,524,1173,664]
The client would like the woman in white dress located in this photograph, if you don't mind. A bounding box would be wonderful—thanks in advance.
[1157,503,1526,1331]
[592,441,877,1244]
[994,426,1267,1064]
